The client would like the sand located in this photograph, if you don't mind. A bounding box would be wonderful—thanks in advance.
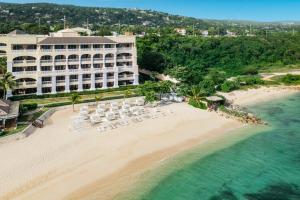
[0,86,298,200]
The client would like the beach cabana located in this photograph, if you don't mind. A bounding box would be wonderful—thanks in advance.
[206,96,225,110]
[0,100,20,131]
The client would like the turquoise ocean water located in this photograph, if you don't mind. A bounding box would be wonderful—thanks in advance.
[126,93,300,200]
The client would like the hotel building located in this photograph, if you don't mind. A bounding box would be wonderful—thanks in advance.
[0,29,139,97]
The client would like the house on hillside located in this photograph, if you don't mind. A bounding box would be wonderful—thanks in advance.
[175,28,187,36]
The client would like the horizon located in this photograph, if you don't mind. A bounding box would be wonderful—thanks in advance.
[1,0,300,22]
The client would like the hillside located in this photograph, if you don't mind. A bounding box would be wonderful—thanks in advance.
[0,2,299,35]
[0,2,210,28]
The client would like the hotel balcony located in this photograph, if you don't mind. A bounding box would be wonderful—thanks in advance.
[117,56,132,61]
[12,70,37,76]
[13,60,37,66]
[54,59,66,64]
[16,81,37,89]
[42,81,52,87]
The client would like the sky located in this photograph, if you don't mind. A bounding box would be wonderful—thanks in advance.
[2,0,300,22]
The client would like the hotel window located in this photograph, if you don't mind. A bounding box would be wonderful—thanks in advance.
[42,77,51,82]
[41,66,52,71]
[55,65,66,70]
[54,45,65,50]
[68,65,78,70]
[68,45,77,49]
[93,44,103,49]
[80,44,90,49]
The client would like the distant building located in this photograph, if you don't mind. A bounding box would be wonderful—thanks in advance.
[175,28,187,36]
[226,30,237,37]
[70,27,93,36]
[142,21,151,26]
[201,30,209,37]
[0,29,139,97]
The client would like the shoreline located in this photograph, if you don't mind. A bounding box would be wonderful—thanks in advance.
[0,86,298,200]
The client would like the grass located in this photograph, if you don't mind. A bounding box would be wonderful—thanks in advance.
[259,63,300,73]
[0,108,50,138]
[0,124,28,138]
[18,108,49,122]
[21,89,137,105]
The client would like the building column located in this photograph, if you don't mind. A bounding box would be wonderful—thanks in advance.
[133,73,139,85]
[113,68,119,88]
[6,90,12,99]
[36,77,42,95]
[78,74,83,92]
[65,75,70,93]
[102,71,107,89]
[90,73,95,90]
[7,61,13,73]
[37,59,41,72]
[51,76,56,94]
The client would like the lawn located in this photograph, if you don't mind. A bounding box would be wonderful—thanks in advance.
[20,89,137,105]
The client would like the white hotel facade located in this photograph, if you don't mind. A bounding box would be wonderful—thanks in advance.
[0,29,139,97]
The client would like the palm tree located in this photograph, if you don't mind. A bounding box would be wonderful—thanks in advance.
[94,94,103,105]
[0,72,16,99]
[70,93,81,111]
[189,86,204,103]
[123,89,132,99]
[0,57,7,74]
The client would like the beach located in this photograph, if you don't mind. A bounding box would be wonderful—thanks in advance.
[0,86,298,200]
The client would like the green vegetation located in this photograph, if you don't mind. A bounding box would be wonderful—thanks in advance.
[0,124,27,138]
[0,2,299,36]
[272,74,300,85]
[9,85,137,101]
[138,34,300,85]
[187,86,207,110]
[19,103,38,114]
[0,57,16,99]
[144,91,157,104]
[70,93,81,111]
[221,80,241,92]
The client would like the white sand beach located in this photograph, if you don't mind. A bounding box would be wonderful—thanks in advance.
[0,86,298,200]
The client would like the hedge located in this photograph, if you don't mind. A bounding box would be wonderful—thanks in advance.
[19,103,38,114]
[44,94,140,108]
[9,85,137,101]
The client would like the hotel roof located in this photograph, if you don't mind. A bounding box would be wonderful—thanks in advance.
[38,37,117,45]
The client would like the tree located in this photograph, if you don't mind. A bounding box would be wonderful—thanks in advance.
[123,89,133,99]
[94,94,103,105]
[157,81,172,99]
[221,81,240,92]
[144,91,157,105]
[0,57,7,74]
[137,81,158,96]
[70,93,81,111]
[0,72,16,99]
[188,85,207,110]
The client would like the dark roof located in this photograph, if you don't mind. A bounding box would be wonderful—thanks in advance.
[8,30,27,35]
[0,100,19,119]
[38,37,117,45]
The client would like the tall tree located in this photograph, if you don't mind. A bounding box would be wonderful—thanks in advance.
[0,72,16,99]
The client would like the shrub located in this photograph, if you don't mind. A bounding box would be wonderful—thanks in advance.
[221,81,240,92]
[19,103,38,114]
[188,98,207,110]
[280,74,300,85]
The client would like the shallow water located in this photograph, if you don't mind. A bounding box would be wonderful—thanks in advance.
[128,93,300,200]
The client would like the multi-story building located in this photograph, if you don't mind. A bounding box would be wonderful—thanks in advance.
[0,29,139,97]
